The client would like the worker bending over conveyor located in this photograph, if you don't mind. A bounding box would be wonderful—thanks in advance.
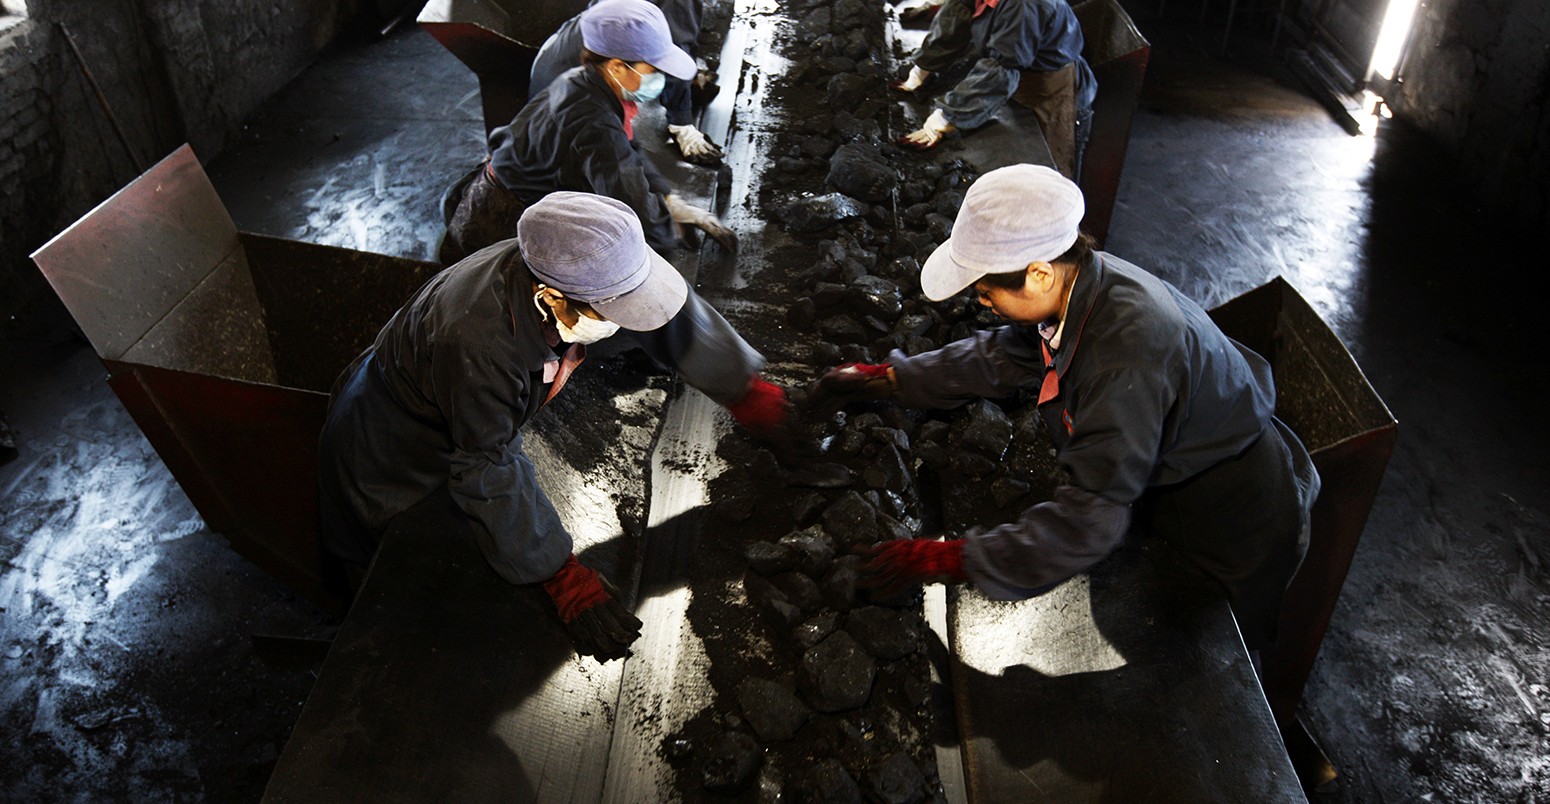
[320,193,790,661]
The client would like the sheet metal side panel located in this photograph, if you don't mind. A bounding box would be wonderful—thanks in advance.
[30,144,239,361]
[950,543,1306,802]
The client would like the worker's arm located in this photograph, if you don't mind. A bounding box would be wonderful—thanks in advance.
[434,335,574,586]
[626,287,767,405]
[886,325,1046,409]
[574,123,679,252]
[963,361,1179,597]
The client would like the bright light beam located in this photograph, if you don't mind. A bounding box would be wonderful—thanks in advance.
[1369,0,1421,81]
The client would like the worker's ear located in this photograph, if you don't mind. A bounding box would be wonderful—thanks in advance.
[1024,261,1056,293]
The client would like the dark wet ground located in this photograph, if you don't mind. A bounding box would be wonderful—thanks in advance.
[2,1,1548,801]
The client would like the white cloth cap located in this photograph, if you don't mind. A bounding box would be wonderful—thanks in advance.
[920,164,1085,301]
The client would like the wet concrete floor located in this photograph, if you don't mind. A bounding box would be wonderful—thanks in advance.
[1,2,1547,800]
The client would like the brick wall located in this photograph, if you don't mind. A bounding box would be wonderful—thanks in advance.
[0,0,368,331]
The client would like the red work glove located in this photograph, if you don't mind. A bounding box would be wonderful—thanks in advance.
[806,362,896,415]
[727,376,792,437]
[542,554,642,662]
[856,538,968,598]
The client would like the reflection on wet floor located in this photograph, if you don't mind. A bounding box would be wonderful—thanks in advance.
[1,3,1547,801]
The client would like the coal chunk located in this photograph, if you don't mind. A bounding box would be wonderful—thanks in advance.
[956,399,1013,459]
[777,193,865,233]
[845,606,919,660]
[862,444,912,494]
[847,275,903,320]
[793,611,841,650]
[786,758,863,804]
[827,73,872,111]
[701,731,762,793]
[822,490,882,546]
[737,677,813,742]
[816,314,869,344]
[827,143,898,204]
[775,571,825,612]
[821,554,862,610]
[791,492,828,525]
[785,462,855,489]
[864,751,928,804]
[779,525,837,576]
[991,476,1031,508]
[798,631,876,712]
[746,541,797,575]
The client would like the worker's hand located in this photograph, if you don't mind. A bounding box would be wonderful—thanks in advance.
[856,537,968,598]
[890,65,932,93]
[902,108,955,150]
[805,362,896,416]
[668,123,724,166]
[726,376,794,443]
[664,193,739,252]
[542,554,642,662]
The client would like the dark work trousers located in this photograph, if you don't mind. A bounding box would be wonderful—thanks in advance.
[1137,421,1311,650]
[438,162,527,266]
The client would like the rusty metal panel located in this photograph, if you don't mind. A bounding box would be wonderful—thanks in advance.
[1075,0,1150,246]
[418,0,591,132]
[948,541,1306,801]
[30,145,442,614]
[1208,277,1399,721]
[31,145,239,362]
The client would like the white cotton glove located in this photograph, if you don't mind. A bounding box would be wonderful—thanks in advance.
[668,123,724,163]
[664,193,738,251]
[892,65,932,93]
[903,108,955,149]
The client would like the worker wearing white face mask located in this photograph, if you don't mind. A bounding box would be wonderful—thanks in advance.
[439,0,734,266]
[320,193,791,662]
[529,0,724,165]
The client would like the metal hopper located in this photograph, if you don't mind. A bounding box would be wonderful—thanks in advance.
[1209,277,1399,729]
[417,0,592,133]
[31,145,441,613]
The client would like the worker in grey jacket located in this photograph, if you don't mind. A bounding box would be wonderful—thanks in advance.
[896,0,1096,180]
[809,165,1319,649]
[321,193,789,661]
[530,0,722,163]
[439,0,733,265]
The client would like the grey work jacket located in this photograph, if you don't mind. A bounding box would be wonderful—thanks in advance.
[890,253,1303,599]
[489,68,678,252]
[318,241,762,584]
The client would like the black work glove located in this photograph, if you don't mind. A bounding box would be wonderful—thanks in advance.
[542,555,643,662]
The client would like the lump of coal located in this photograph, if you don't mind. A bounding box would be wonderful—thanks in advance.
[991,476,1030,508]
[738,676,813,742]
[787,297,817,329]
[827,143,897,204]
[800,135,836,159]
[786,758,863,804]
[832,426,867,458]
[785,462,855,489]
[822,490,882,546]
[956,399,1013,459]
[948,450,997,478]
[799,631,876,712]
[701,731,762,793]
[845,606,919,660]
[834,111,882,142]
[869,426,910,453]
[791,492,828,525]
[817,315,869,344]
[775,571,825,612]
[746,541,797,575]
[865,751,928,804]
[861,445,912,494]
[821,554,862,610]
[779,525,837,576]
[827,73,872,111]
[745,572,803,626]
[847,275,903,320]
[793,611,841,650]
[777,193,866,233]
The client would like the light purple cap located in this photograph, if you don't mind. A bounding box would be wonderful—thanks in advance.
[920,164,1086,301]
[518,192,688,331]
[580,0,697,81]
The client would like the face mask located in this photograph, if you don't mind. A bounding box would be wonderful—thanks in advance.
[534,288,620,344]
[621,65,666,103]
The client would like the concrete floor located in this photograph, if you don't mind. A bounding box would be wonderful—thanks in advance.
[2,2,1547,801]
